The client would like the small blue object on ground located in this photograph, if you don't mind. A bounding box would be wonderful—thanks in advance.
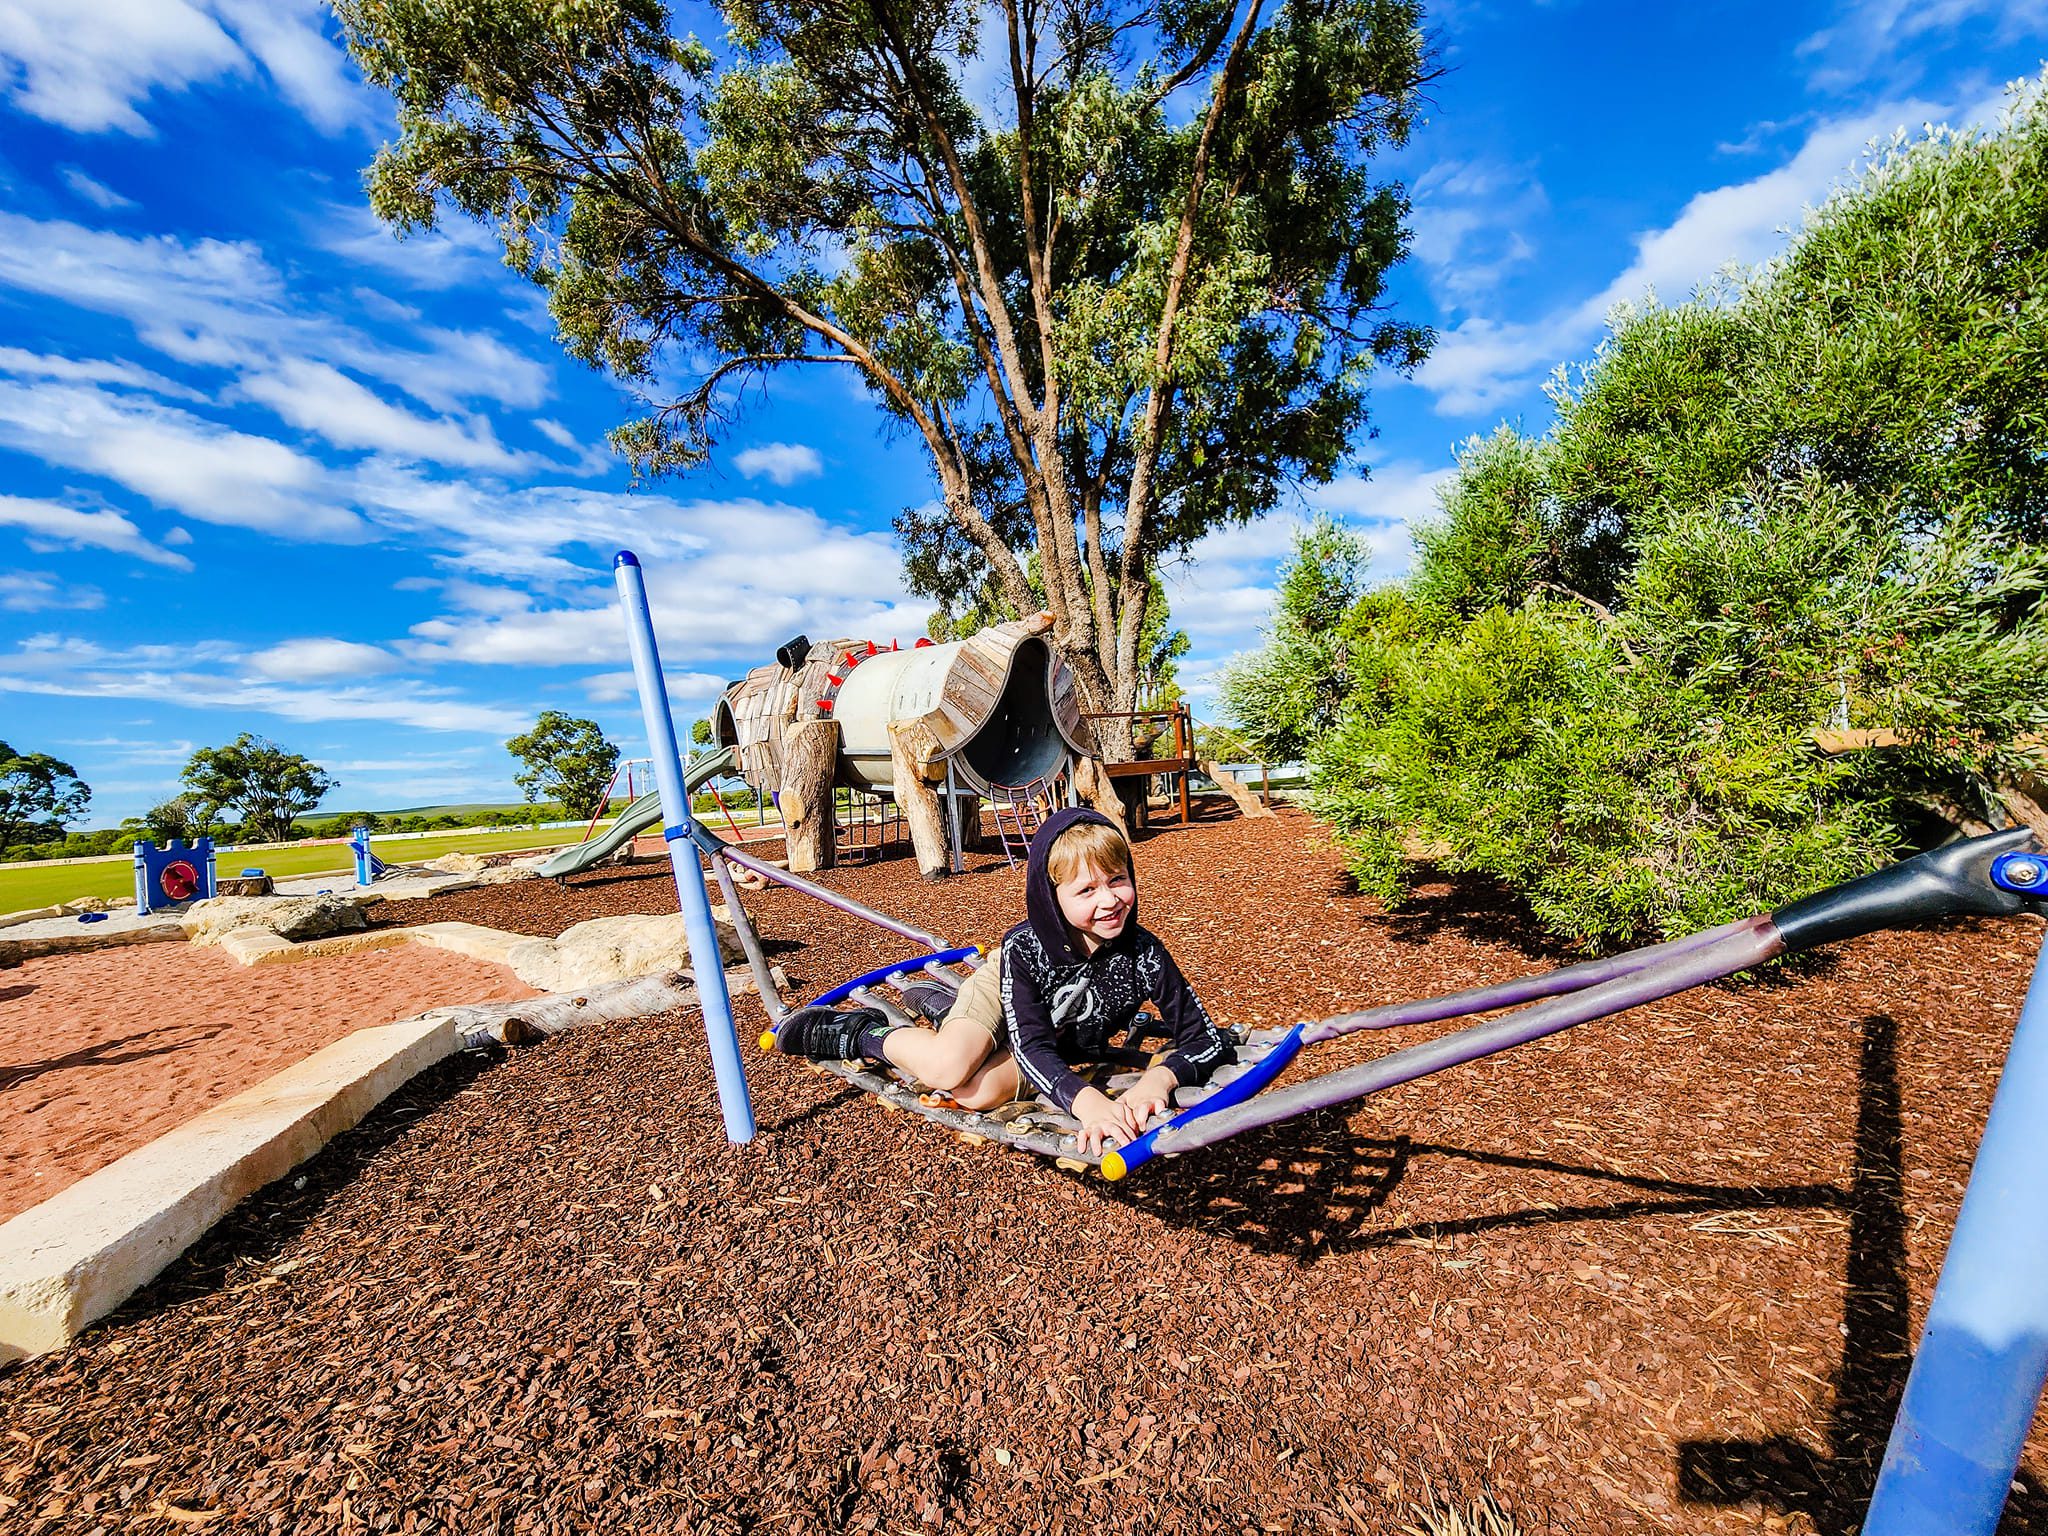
[77,912,109,924]
[241,868,265,877]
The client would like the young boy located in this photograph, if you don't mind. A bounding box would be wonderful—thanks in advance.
[775,807,1234,1155]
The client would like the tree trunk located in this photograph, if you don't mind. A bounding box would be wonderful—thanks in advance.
[889,723,953,880]
[780,719,839,873]
[1070,755,1127,831]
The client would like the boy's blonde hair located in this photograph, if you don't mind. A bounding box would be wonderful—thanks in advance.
[1046,819,1133,886]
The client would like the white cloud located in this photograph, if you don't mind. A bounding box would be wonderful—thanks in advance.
[733,442,824,485]
[1799,0,2048,95]
[1160,460,1449,668]
[59,165,135,210]
[237,359,538,471]
[0,636,528,735]
[0,345,201,400]
[1416,98,1957,415]
[317,201,504,291]
[61,735,196,766]
[248,638,401,681]
[0,0,366,136]
[0,379,360,539]
[0,571,103,611]
[534,418,580,450]
[0,494,193,569]
[0,212,552,415]
[1407,158,1547,313]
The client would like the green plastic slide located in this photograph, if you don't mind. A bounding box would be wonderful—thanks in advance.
[533,746,738,878]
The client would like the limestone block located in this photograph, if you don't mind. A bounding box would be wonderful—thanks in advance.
[400,921,530,969]
[217,931,297,965]
[471,865,540,886]
[423,852,489,874]
[507,912,746,992]
[0,914,188,964]
[183,894,369,946]
[0,1016,459,1361]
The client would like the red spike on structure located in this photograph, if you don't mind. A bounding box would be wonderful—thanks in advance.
[817,698,835,713]
[825,672,844,688]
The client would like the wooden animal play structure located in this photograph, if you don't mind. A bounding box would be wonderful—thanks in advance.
[711,613,1117,876]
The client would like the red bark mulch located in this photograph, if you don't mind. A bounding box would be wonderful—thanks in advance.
[2,808,2042,1535]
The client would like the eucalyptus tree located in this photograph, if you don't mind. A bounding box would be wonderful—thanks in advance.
[336,0,1432,750]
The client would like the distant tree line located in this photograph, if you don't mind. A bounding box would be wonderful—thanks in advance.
[1222,82,2048,947]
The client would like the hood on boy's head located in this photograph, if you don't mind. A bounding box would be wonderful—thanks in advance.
[1023,806,1134,964]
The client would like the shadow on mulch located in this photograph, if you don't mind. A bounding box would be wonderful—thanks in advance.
[1116,1010,2044,1533]
[98,1046,502,1332]
[1676,1012,2046,1535]
[0,1021,231,1094]
[1366,869,1574,963]
[1109,1119,1846,1264]
[0,983,33,1005]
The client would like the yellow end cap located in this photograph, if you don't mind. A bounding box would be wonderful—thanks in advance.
[758,1030,778,1053]
[1099,1150,1128,1181]
[971,941,987,958]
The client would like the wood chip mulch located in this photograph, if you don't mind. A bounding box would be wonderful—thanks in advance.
[4,808,2044,1535]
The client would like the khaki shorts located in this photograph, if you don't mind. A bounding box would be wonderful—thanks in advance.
[942,953,1007,1044]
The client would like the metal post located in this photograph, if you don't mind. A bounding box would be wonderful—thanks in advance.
[1863,934,2048,1534]
[945,761,964,875]
[612,551,756,1144]
[1177,705,1191,825]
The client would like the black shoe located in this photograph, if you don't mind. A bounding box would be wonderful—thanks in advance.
[898,983,953,1023]
[775,1005,887,1061]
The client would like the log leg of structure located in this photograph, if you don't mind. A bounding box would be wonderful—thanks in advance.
[780,718,839,873]
[1070,754,1127,831]
[889,723,952,880]
[1199,759,1276,819]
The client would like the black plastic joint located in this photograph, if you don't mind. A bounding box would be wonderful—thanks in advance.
[1769,827,2043,954]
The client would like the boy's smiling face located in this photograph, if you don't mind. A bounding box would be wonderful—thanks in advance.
[1054,860,1135,954]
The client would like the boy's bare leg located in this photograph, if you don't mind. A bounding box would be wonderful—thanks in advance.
[878,1016,998,1092]
[949,1050,1021,1110]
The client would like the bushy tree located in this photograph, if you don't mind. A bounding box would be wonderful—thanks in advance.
[181,736,337,844]
[336,0,1433,752]
[1217,517,1367,763]
[1232,77,2048,945]
[0,741,90,848]
[142,793,209,844]
[508,712,621,819]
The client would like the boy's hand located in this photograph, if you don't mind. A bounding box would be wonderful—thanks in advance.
[1118,1066,1178,1130]
[1071,1071,1178,1156]
[1071,1086,1131,1155]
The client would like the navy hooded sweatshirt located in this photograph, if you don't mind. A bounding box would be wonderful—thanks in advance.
[996,807,1233,1115]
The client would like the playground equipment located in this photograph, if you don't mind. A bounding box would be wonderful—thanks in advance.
[712,615,1101,875]
[532,753,739,880]
[133,838,216,913]
[610,551,2047,1531]
[613,551,755,1143]
[350,827,392,886]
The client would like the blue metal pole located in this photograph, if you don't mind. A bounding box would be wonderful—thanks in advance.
[612,551,756,1144]
[1863,931,2048,1534]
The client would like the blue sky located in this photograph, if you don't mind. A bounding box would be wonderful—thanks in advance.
[0,1,2042,827]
